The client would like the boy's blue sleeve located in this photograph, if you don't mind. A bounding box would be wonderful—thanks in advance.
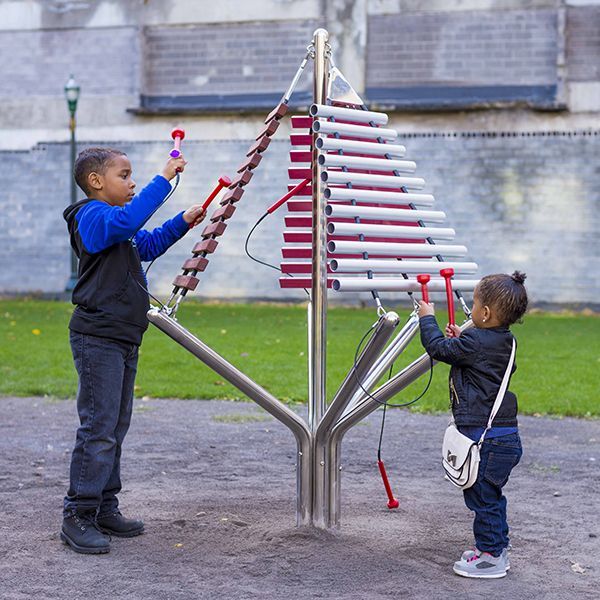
[75,175,172,254]
[134,211,189,262]
[419,315,479,367]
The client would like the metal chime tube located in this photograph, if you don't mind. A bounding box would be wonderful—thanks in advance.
[309,28,329,433]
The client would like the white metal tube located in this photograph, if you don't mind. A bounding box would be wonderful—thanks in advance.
[327,222,455,240]
[316,137,406,157]
[327,240,468,257]
[332,278,479,292]
[325,204,445,222]
[330,259,479,274]
[310,103,388,125]
[325,187,434,206]
[322,170,425,189]
[313,120,398,141]
[318,154,416,173]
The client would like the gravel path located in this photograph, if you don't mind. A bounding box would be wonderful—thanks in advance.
[0,396,598,599]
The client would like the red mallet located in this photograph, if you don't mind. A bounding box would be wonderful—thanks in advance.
[378,460,399,509]
[189,175,232,230]
[440,267,456,334]
[416,273,431,304]
[202,175,232,211]
[170,128,185,158]
[266,178,311,214]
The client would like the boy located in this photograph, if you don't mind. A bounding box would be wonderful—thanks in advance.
[61,147,205,554]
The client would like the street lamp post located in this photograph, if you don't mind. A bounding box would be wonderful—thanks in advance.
[64,74,80,292]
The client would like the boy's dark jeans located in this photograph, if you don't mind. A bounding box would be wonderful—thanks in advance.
[64,332,139,518]
[462,432,522,556]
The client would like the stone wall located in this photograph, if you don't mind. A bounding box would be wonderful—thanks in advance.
[2,129,598,305]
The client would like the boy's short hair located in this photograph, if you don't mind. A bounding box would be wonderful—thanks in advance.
[74,147,127,196]
[476,271,528,326]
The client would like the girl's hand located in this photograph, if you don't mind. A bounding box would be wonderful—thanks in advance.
[183,204,206,228]
[418,301,435,318]
[161,155,187,181]
[445,324,461,338]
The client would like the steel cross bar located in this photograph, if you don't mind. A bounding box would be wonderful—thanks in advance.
[147,308,313,525]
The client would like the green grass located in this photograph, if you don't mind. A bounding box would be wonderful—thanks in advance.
[0,299,598,417]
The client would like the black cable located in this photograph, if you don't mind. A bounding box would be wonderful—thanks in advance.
[133,275,166,310]
[244,211,310,298]
[128,173,181,309]
[244,213,281,273]
[352,318,434,409]
[377,403,387,462]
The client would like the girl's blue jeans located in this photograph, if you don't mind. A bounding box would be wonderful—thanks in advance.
[63,332,138,518]
[462,432,523,556]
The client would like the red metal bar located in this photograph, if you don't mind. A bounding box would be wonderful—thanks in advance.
[287,200,313,212]
[290,134,312,146]
[290,116,312,129]
[290,151,311,163]
[288,167,311,180]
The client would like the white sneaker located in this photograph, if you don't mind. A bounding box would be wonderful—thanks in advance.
[453,550,509,579]
[461,547,510,570]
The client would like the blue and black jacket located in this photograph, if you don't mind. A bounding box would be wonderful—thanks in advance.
[419,315,518,429]
[63,175,189,346]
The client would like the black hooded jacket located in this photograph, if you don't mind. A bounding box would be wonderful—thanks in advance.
[63,176,188,345]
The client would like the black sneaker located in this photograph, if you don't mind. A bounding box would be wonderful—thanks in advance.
[96,511,144,537]
[61,514,110,554]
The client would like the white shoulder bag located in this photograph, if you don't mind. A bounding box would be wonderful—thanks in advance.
[442,338,516,490]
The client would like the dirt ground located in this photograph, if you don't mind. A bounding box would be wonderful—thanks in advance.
[0,396,598,600]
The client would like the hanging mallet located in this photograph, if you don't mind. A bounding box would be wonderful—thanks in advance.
[378,459,399,509]
[440,267,456,336]
[416,273,431,304]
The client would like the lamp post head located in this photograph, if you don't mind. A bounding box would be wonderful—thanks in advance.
[64,74,80,115]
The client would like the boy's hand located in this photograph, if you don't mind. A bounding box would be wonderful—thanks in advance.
[445,324,461,338]
[418,300,435,318]
[161,155,187,181]
[183,204,206,228]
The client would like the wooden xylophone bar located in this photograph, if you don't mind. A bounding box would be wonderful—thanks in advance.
[166,101,289,309]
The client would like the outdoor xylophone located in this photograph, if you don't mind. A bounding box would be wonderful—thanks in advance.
[147,29,477,529]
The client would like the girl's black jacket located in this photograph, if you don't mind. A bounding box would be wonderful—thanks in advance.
[419,315,518,428]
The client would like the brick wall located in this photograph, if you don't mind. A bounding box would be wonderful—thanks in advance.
[566,5,600,82]
[2,131,599,306]
[0,27,139,97]
[366,9,560,108]
[141,20,318,109]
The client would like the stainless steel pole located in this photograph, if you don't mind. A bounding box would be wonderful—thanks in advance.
[313,311,399,527]
[309,28,330,432]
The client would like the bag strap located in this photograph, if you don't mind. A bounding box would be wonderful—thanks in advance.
[477,338,516,447]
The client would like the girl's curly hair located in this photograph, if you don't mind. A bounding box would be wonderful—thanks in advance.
[476,271,528,326]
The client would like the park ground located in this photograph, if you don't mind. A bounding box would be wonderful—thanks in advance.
[0,396,598,600]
